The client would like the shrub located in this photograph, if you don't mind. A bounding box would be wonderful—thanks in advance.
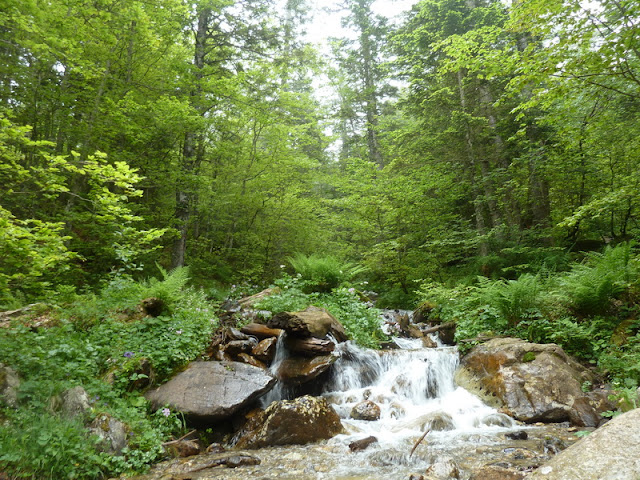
[287,253,366,293]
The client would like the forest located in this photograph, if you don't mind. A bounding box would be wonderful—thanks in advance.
[1,0,640,478]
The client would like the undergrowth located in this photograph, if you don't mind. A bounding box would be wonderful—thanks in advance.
[417,243,640,399]
[0,267,216,479]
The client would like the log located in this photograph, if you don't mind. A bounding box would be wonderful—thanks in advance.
[240,323,283,339]
[421,322,456,336]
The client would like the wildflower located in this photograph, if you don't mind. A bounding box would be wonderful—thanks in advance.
[280,264,286,268]
[348,287,356,294]
[123,351,134,358]
[162,408,171,417]
[176,329,182,335]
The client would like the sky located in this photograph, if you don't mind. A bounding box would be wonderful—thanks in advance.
[304,0,419,46]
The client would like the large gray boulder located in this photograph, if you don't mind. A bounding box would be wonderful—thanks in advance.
[234,395,343,448]
[145,361,276,423]
[526,408,640,480]
[459,338,610,425]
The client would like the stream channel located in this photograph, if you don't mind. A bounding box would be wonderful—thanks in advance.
[141,313,580,480]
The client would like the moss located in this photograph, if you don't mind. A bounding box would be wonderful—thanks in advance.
[522,351,537,363]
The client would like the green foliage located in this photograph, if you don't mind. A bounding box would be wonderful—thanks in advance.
[556,245,639,316]
[0,270,215,479]
[474,274,542,327]
[287,253,367,293]
[256,274,387,348]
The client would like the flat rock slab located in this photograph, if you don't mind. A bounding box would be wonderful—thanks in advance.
[146,361,276,423]
[527,408,640,480]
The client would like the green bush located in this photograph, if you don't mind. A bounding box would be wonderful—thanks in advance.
[0,269,215,479]
[557,244,638,316]
[287,253,366,293]
[474,274,543,327]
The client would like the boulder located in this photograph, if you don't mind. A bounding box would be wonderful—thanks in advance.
[459,338,597,424]
[425,456,460,479]
[88,413,128,455]
[350,400,381,421]
[223,338,258,356]
[349,435,378,451]
[145,361,276,423]
[285,335,335,356]
[236,353,266,369]
[233,395,343,448]
[526,407,640,480]
[0,364,19,407]
[60,386,91,418]
[268,307,348,342]
[470,465,526,480]
[252,337,278,363]
[276,355,336,385]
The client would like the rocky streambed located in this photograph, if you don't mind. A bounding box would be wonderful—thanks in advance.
[116,302,637,480]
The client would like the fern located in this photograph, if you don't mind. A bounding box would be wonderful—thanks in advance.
[287,253,366,293]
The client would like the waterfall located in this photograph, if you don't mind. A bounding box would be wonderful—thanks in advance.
[260,332,293,407]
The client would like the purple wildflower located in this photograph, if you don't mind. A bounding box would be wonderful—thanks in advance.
[123,351,134,358]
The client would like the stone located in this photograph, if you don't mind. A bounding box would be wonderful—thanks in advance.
[285,335,335,356]
[236,353,266,369]
[505,431,528,440]
[421,411,455,431]
[88,413,128,455]
[425,456,460,479]
[223,338,258,356]
[60,386,91,419]
[268,306,348,342]
[141,297,165,317]
[459,338,596,424]
[277,355,336,385]
[165,439,201,457]
[252,337,278,363]
[478,413,514,428]
[526,408,640,480]
[569,390,615,427]
[350,400,381,421]
[0,363,19,407]
[349,435,378,451]
[469,465,526,480]
[234,395,343,448]
[145,361,276,423]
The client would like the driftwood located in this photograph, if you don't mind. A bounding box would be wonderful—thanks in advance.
[349,435,378,452]
[409,429,430,458]
[240,323,283,339]
[421,322,455,336]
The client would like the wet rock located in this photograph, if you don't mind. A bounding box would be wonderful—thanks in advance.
[425,456,460,479]
[478,413,514,428]
[234,395,343,448]
[569,390,615,427]
[236,353,266,369]
[349,435,378,451]
[0,364,19,407]
[459,338,596,424]
[505,431,528,440]
[277,355,336,385]
[469,465,526,479]
[165,439,201,457]
[527,408,640,479]
[145,361,276,423]
[223,338,258,356]
[252,336,278,363]
[241,323,283,339]
[422,411,455,431]
[88,413,128,455]
[225,327,252,341]
[268,306,348,342]
[350,400,381,421]
[285,335,335,356]
[60,386,91,418]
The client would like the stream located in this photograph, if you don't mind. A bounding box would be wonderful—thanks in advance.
[137,314,581,479]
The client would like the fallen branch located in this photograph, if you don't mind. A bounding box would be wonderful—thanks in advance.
[421,322,455,336]
[410,429,430,458]
[161,429,197,446]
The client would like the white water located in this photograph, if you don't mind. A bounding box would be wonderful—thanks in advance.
[322,339,515,451]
